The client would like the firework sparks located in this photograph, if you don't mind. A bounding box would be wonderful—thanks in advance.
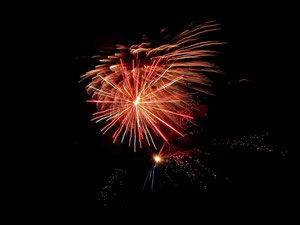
[142,142,216,191]
[81,21,223,151]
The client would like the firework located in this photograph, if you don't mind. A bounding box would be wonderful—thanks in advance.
[142,142,216,191]
[81,21,223,151]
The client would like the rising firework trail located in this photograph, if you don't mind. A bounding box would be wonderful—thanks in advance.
[81,21,223,151]
[142,142,166,191]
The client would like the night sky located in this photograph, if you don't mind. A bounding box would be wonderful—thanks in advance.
[30,1,295,214]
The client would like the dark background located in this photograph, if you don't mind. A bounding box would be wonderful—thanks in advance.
[26,1,295,214]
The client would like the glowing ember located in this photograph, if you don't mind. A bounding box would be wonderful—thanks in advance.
[153,155,162,163]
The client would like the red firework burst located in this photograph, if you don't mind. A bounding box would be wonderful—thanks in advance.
[81,21,223,151]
